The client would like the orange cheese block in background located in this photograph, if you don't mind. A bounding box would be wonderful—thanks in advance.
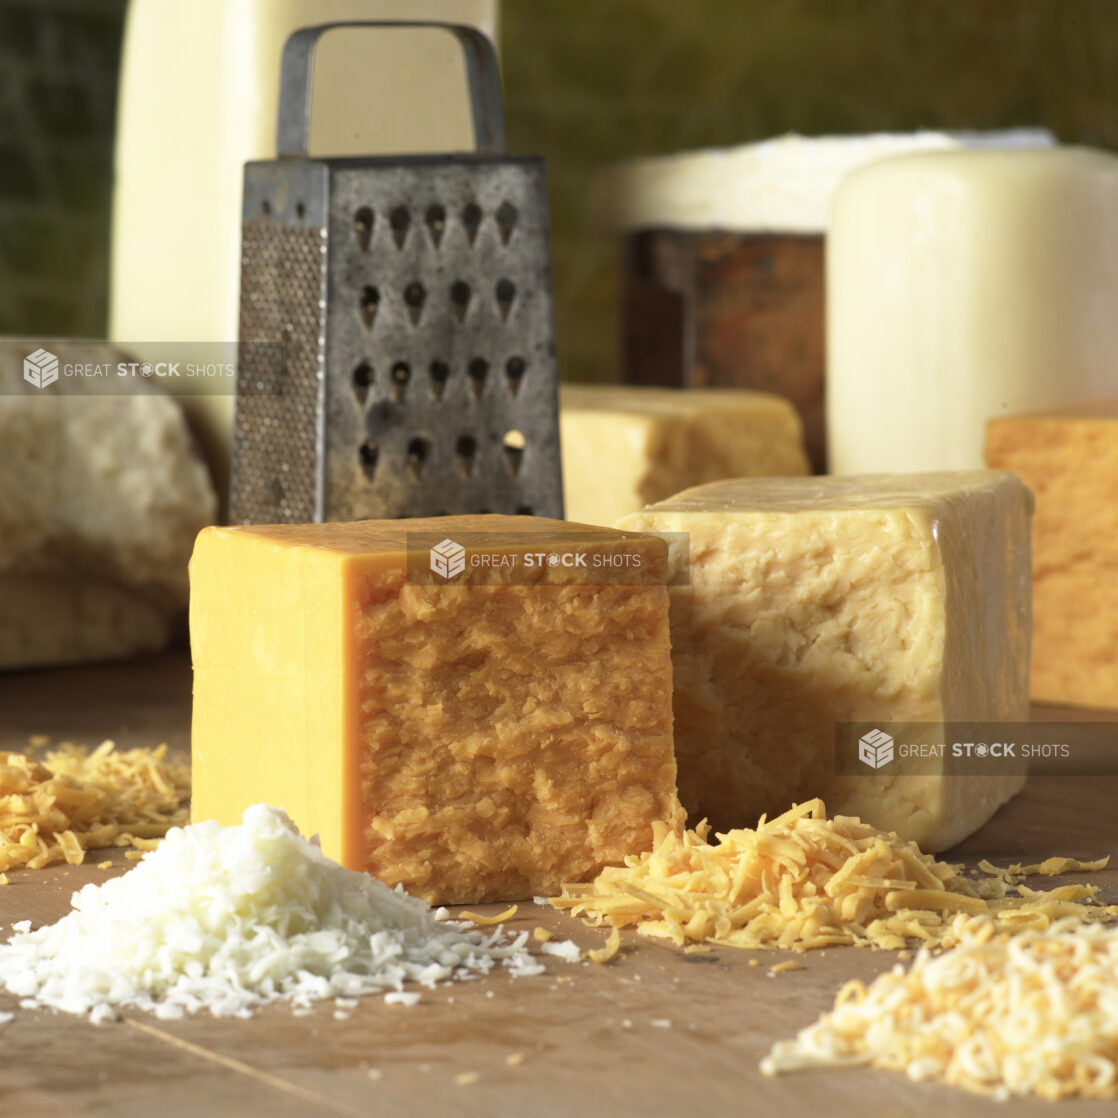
[986,406,1118,709]
[189,516,683,904]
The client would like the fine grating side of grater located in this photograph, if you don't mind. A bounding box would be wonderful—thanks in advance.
[230,22,563,525]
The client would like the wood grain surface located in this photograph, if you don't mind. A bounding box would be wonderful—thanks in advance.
[1,656,1116,1117]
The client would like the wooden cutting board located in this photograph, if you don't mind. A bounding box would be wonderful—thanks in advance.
[1,655,1117,1117]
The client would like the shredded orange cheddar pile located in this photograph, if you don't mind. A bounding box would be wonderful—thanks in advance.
[552,799,1115,951]
[0,740,190,872]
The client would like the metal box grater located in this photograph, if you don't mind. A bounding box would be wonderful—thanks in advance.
[230,22,563,524]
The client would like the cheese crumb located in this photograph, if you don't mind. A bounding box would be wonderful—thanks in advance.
[456,1072,479,1086]
[532,927,552,942]
[0,805,544,1020]
[650,1018,672,1028]
[552,799,1115,951]
[0,742,189,873]
[763,915,1118,1100]
[539,939,582,963]
[770,960,803,974]
[505,1052,525,1067]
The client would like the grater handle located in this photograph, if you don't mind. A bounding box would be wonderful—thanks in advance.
[276,21,506,159]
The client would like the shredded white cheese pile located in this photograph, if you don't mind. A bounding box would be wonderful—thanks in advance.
[552,798,1114,951]
[0,805,542,1023]
[762,914,1118,1100]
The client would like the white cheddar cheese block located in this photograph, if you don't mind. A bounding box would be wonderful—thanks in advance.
[560,385,809,527]
[616,472,1032,852]
[828,147,1118,473]
[0,342,217,669]
[589,130,1053,234]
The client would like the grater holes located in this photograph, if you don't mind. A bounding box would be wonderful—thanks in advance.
[406,437,429,478]
[450,281,471,323]
[428,360,450,401]
[495,278,516,322]
[295,201,306,220]
[359,285,379,329]
[495,201,518,244]
[390,205,410,250]
[515,505,534,516]
[456,434,477,477]
[467,358,489,399]
[260,199,272,218]
[505,356,526,396]
[425,204,446,247]
[354,206,374,251]
[461,202,482,245]
[359,440,379,478]
[352,361,373,406]
[403,281,426,326]
[502,429,526,476]
[390,361,411,402]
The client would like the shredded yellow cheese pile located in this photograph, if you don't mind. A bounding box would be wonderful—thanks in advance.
[0,741,190,872]
[762,914,1118,1099]
[552,799,1115,951]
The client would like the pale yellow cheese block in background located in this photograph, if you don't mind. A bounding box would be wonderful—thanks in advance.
[190,516,683,904]
[560,385,809,527]
[617,472,1032,852]
[986,405,1118,710]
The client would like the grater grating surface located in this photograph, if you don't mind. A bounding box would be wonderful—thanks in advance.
[230,23,562,525]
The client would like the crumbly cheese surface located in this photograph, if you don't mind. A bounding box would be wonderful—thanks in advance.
[762,914,1118,1100]
[0,805,543,1023]
[0,742,189,872]
[552,799,1115,952]
[986,408,1118,708]
[0,351,217,669]
[191,516,682,905]
[615,472,1032,850]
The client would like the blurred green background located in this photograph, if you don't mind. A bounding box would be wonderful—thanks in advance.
[2,0,1117,379]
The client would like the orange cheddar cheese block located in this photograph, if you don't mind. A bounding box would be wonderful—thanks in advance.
[986,405,1118,708]
[189,516,683,904]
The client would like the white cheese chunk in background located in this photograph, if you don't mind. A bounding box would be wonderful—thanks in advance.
[0,341,217,669]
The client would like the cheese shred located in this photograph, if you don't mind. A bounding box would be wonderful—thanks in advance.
[552,799,1115,952]
[0,742,189,872]
[762,915,1118,1100]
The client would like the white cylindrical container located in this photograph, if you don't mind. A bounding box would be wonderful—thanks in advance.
[110,0,498,507]
[827,147,1118,475]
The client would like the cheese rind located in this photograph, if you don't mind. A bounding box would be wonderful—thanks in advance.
[986,406,1118,708]
[190,516,683,904]
[616,472,1032,851]
[560,385,809,527]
